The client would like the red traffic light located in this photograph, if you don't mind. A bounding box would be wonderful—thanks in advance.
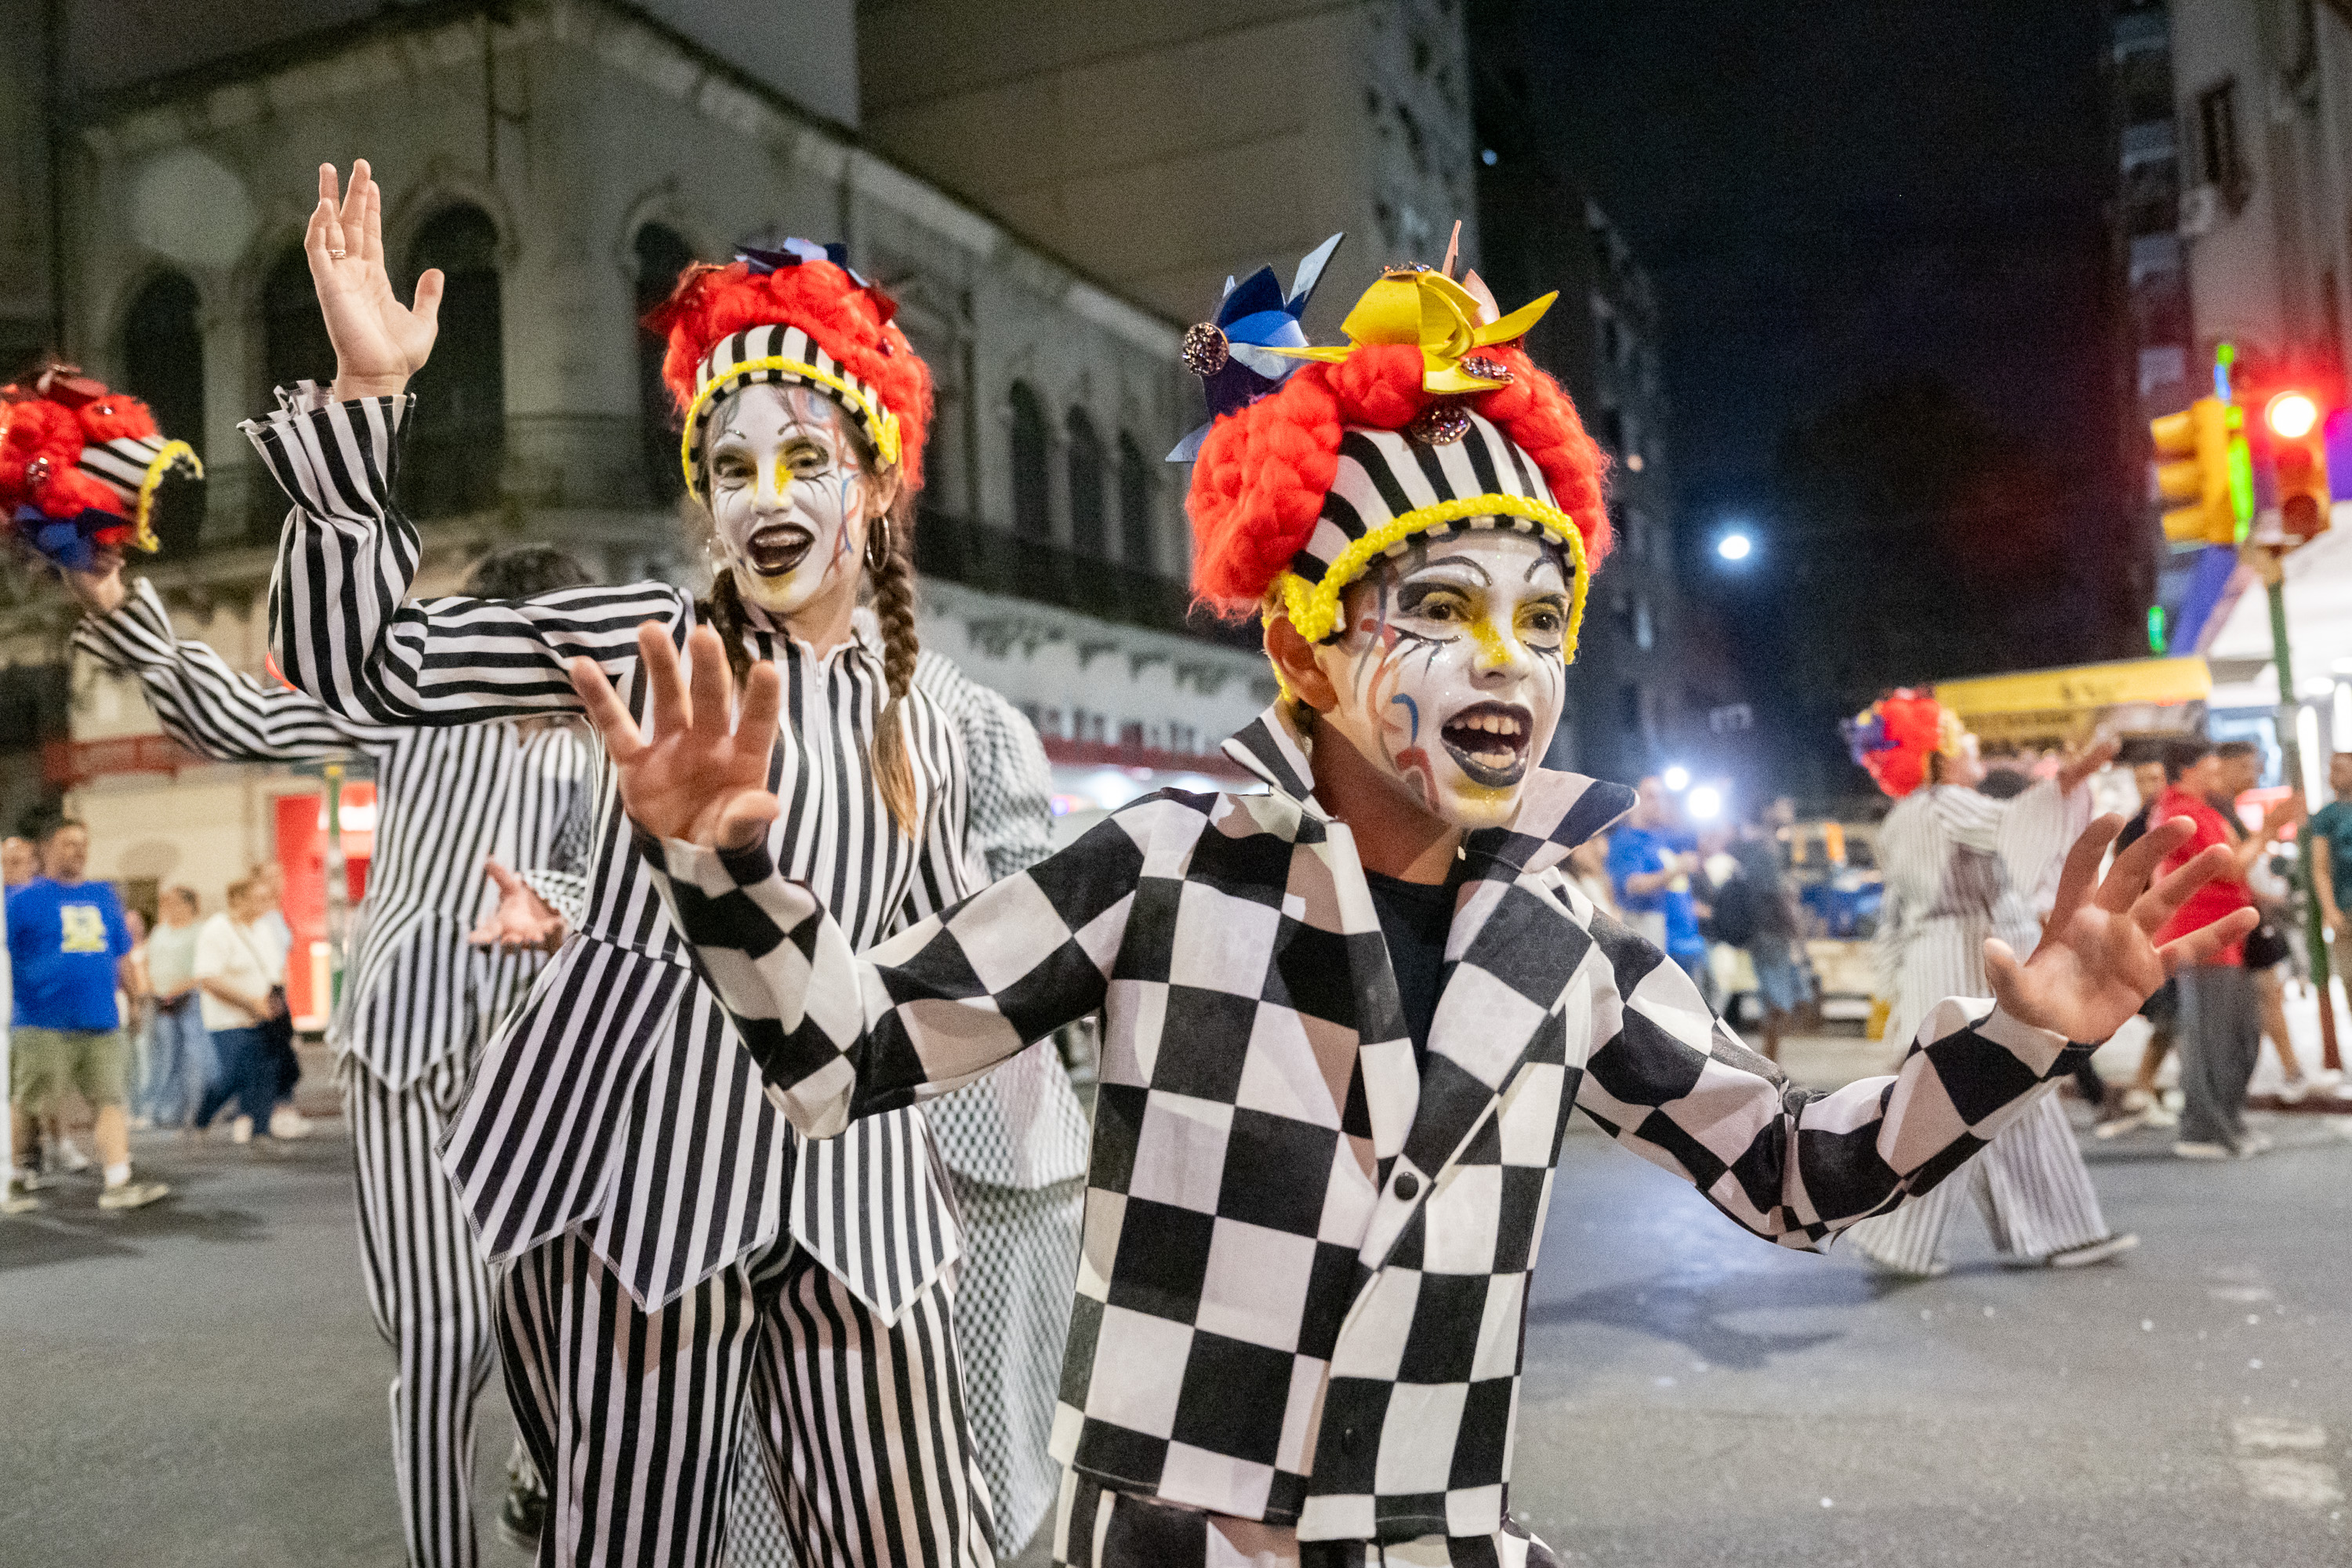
[2267,391,2321,439]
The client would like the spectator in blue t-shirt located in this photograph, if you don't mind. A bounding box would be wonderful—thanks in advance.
[6,820,168,1209]
[1608,776,1710,990]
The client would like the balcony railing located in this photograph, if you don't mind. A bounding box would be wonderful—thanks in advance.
[914,507,1258,652]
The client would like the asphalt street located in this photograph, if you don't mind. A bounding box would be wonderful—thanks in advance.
[4,1069,2350,1568]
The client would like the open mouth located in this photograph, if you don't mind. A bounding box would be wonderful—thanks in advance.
[1439,702,1534,787]
[744,524,814,577]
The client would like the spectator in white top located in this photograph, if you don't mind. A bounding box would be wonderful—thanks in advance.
[138,887,212,1128]
[191,877,288,1145]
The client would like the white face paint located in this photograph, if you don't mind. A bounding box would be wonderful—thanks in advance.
[1308,530,1572,831]
[705,383,880,624]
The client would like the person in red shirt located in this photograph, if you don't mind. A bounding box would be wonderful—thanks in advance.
[2154,741,2303,1158]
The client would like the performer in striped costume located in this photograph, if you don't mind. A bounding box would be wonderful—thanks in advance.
[251,162,1071,1567]
[58,542,593,1568]
[1839,693,2139,1276]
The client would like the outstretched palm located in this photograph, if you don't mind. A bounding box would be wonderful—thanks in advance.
[1986,815,2256,1040]
[308,161,444,400]
[569,623,784,851]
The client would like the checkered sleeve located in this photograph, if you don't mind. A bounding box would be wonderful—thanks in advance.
[1574,909,2092,1249]
[633,803,1151,1138]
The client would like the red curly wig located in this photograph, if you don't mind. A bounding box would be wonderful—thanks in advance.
[646,257,934,494]
[1187,339,1610,615]
[0,374,167,530]
[1860,690,1961,799]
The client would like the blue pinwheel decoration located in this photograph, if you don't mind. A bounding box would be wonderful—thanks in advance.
[1167,234,1344,462]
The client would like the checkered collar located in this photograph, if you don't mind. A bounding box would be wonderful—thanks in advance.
[1219,702,1637,883]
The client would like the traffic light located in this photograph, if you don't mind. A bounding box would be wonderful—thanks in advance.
[2266,390,2332,543]
[2151,397,2251,546]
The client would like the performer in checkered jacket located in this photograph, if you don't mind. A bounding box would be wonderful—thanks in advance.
[579,256,2255,1567]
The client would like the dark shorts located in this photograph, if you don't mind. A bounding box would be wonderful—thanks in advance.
[2139,977,2178,1030]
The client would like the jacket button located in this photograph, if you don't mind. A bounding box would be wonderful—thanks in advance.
[1393,1171,1420,1200]
[1340,1426,1357,1454]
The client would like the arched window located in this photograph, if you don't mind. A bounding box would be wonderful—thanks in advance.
[1008,381,1049,539]
[633,223,697,504]
[1066,408,1105,557]
[401,204,504,516]
[1117,430,1152,573]
[121,270,206,557]
[263,245,336,393]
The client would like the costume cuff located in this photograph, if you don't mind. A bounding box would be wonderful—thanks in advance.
[71,577,179,673]
[237,385,412,526]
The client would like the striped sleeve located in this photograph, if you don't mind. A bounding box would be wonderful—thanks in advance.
[73,578,400,760]
[633,803,1156,1138]
[1995,778,2092,917]
[1572,909,2089,1251]
[241,383,688,724]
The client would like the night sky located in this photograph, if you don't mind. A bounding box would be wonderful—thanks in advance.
[1532,0,2119,521]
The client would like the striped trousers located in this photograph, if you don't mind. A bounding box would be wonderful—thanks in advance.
[1843,1090,2109,1273]
[346,1056,504,1568]
[496,1229,997,1568]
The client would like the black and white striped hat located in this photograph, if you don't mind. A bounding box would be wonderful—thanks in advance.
[76,433,201,553]
[1276,410,1589,648]
[679,322,902,501]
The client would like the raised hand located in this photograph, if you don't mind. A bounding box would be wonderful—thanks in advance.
[1985,815,2258,1042]
[308,161,444,401]
[568,622,783,851]
[60,548,127,615]
[2054,731,2121,793]
[467,859,567,953]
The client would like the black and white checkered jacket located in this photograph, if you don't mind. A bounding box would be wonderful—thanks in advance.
[638,703,2089,1549]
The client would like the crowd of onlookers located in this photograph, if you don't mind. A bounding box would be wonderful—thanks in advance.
[1567,745,2352,1134]
[6,817,305,1210]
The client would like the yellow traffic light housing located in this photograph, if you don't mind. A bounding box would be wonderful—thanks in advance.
[2151,397,2251,546]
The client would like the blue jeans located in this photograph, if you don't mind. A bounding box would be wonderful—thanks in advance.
[195,1025,276,1136]
[137,1001,215,1127]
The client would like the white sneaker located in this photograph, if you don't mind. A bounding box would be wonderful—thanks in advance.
[2237,1129,2275,1159]
[227,1115,253,1146]
[2143,1102,2180,1129]
[97,1178,169,1210]
[2174,1141,2234,1160]
[2048,1232,2140,1269]
[2278,1077,2313,1104]
[49,1138,93,1174]
[269,1107,313,1140]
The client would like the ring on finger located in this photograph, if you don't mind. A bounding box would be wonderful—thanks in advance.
[328,248,347,260]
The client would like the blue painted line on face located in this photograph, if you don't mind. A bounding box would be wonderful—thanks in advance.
[1390,691,1421,744]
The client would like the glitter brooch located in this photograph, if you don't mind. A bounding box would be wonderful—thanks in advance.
[1458,355,1513,385]
[1181,322,1231,377]
[1406,403,1473,445]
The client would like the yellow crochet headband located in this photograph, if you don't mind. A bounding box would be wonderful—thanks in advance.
[1269,493,1591,657]
[132,440,201,553]
[678,355,904,500]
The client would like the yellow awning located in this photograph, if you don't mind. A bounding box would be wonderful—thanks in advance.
[1935,658,2211,746]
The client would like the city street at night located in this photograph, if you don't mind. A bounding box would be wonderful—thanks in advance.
[7,1065,2350,1568]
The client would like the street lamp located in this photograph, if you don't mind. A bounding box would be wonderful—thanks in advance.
[1686,783,1724,822]
[1715,531,1753,563]
[1661,764,1691,793]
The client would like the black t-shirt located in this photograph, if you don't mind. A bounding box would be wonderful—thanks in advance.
[1365,869,1457,1072]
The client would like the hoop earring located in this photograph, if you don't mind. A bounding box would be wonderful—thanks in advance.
[864,513,895,575]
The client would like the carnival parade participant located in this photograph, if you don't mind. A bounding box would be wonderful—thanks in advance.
[256,161,1083,1568]
[585,255,2253,1568]
[54,521,593,1568]
[1837,694,2140,1276]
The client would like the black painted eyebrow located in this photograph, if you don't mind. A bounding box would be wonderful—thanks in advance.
[1410,553,1493,584]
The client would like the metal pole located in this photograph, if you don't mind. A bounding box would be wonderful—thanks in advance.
[2266,574,2343,1072]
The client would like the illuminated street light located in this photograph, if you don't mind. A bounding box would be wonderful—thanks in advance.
[1717,532,1753,562]
[1686,783,1724,822]
[1661,764,1691,792]
[2267,390,2320,440]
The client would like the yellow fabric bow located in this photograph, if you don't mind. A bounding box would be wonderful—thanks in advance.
[1267,269,1555,394]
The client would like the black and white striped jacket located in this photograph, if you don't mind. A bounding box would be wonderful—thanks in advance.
[636,702,2093,1548]
[73,580,589,1088]
[243,386,1052,1316]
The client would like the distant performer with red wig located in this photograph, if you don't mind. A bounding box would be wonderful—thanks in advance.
[1839,692,2140,1276]
[571,238,2245,1566]
[249,162,1089,1567]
